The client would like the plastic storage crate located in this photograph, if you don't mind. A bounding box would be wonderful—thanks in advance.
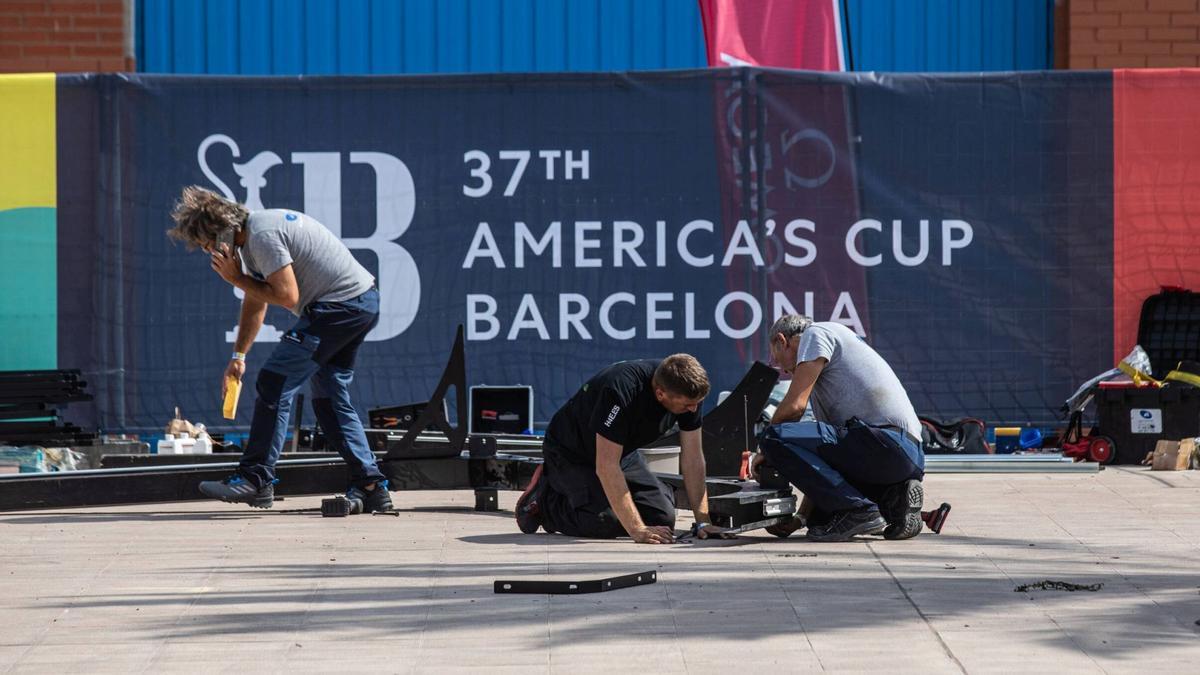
[1137,288,1200,378]
[1095,384,1200,464]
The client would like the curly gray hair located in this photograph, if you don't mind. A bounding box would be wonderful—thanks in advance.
[767,314,813,342]
[167,185,248,250]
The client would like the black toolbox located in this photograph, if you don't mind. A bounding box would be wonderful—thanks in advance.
[1137,287,1200,378]
[1095,384,1200,464]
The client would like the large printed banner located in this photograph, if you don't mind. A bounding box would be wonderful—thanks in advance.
[0,74,56,372]
[15,69,1193,431]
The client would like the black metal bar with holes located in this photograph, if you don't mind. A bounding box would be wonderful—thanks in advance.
[0,368,82,377]
[0,384,82,391]
[0,421,73,433]
[494,570,657,595]
[0,409,55,423]
[0,394,92,404]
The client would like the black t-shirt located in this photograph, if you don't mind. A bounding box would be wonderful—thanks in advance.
[544,359,703,465]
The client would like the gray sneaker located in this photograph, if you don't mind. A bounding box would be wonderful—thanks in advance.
[879,479,924,540]
[806,506,886,542]
[199,474,274,509]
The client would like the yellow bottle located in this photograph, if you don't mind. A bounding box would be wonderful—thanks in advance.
[223,376,242,420]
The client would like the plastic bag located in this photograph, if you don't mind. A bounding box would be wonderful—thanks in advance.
[0,446,82,473]
[1063,345,1157,414]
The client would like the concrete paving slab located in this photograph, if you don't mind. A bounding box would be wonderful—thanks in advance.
[1,466,1199,673]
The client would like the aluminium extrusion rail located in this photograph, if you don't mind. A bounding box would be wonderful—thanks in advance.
[0,451,524,511]
[924,453,1101,473]
[0,451,799,534]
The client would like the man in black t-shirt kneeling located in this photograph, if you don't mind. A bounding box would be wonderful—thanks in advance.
[515,355,728,544]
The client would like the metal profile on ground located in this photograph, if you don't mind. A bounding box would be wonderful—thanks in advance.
[494,571,657,595]
[925,454,1101,473]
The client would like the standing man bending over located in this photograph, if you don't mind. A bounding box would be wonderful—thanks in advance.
[167,186,391,512]
[755,315,925,541]
[515,355,729,543]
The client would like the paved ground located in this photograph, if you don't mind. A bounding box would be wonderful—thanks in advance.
[1,465,1198,674]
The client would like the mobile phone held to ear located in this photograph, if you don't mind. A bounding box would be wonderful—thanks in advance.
[216,227,235,253]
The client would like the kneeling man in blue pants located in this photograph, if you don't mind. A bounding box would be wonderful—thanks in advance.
[754,314,925,541]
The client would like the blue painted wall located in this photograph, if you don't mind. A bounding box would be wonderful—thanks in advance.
[137,0,708,74]
[137,1,1053,76]
[845,0,1053,72]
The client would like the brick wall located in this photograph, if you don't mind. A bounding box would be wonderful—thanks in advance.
[1070,0,1200,68]
[0,0,131,73]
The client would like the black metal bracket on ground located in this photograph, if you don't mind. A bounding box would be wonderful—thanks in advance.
[381,325,468,462]
[494,570,657,595]
[368,324,502,511]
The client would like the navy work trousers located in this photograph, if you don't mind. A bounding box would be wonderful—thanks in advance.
[539,443,677,539]
[758,419,924,514]
[239,288,385,490]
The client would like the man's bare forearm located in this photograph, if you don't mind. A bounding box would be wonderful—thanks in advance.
[231,275,293,309]
[233,297,268,354]
[771,359,825,424]
[596,461,646,535]
[680,436,712,523]
[682,476,711,523]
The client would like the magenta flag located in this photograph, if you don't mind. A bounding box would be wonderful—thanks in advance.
[699,0,846,71]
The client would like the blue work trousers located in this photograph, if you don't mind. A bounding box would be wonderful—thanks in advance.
[758,419,924,514]
[239,288,385,489]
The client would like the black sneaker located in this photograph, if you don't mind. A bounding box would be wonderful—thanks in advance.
[199,474,274,509]
[879,479,924,540]
[515,464,546,534]
[806,506,886,542]
[347,480,393,513]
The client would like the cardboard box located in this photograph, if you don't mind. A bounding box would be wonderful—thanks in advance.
[1149,438,1195,471]
[1185,438,1200,470]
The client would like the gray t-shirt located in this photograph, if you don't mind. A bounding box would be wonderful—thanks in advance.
[796,322,921,439]
[239,209,374,316]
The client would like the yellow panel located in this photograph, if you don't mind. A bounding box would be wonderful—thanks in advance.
[0,73,56,211]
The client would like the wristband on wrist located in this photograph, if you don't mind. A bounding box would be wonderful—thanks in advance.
[231,352,246,362]
[690,521,711,537]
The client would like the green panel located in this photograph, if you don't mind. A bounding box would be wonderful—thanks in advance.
[0,207,56,370]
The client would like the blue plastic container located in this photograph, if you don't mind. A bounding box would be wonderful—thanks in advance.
[1019,428,1044,450]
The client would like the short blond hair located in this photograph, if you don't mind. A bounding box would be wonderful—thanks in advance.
[167,185,248,250]
[653,354,710,399]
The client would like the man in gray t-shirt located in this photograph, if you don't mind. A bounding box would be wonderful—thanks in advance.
[753,314,926,542]
[167,186,391,513]
[794,322,922,440]
[239,210,374,317]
